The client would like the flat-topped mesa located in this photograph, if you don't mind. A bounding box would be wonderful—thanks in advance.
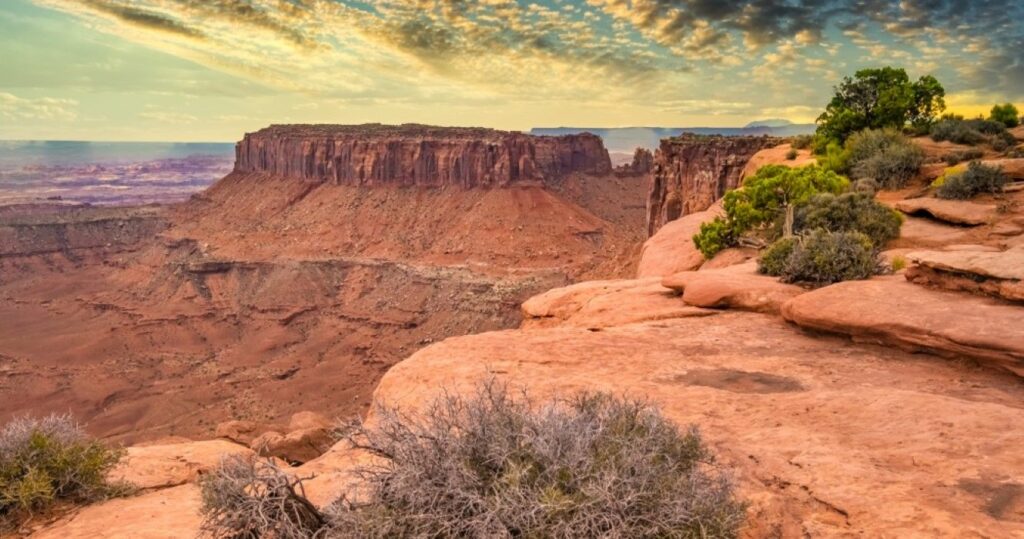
[234,124,612,188]
[647,134,781,235]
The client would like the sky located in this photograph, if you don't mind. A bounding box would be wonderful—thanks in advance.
[0,0,1022,142]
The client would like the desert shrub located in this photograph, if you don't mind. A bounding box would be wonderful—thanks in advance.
[943,148,984,165]
[785,148,799,160]
[845,128,924,188]
[792,192,903,248]
[989,103,1020,128]
[930,118,986,144]
[693,165,848,257]
[891,255,907,272]
[0,414,126,528]
[758,236,798,276]
[935,161,1008,200]
[199,454,329,539]
[330,382,746,538]
[852,178,880,195]
[760,229,880,284]
[790,134,814,150]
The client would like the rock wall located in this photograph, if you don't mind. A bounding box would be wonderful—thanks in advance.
[614,148,654,176]
[234,124,612,188]
[646,135,780,235]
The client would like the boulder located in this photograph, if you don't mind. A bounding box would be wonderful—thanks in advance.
[700,247,756,270]
[521,278,714,329]
[662,262,805,314]
[637,203,723,277]
[214,419,262,446]
[288,411,333,432]
[110,439,253,490]
[251,427,337,464]
[893,216,970,248]
[895,198,996,226]
[781,277,1024,376]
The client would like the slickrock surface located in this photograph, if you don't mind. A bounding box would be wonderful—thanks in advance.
[740,143,817,177]
[32,484,204,539]
[234,124,611,187]
[895,197,997,225]
[647,135,779,235]
[637,203,723,277]
[111,439,252,489]
[521,277,712,329]
[781,277,1024,376]
[662,262,805,313]
[374,312,1024,537]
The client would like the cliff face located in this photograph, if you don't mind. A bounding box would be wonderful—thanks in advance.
[646,135,780,235]
[234,124,611,188]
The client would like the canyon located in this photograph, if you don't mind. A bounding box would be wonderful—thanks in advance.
[6,125,1024,537]
[0,125,647,444]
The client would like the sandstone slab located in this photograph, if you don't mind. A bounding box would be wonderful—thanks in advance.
[32,484,203,539]
[637,204,723,277]
[895,197,996,226]
[662,262,805,314]
[781,277,1024,376]
[521,278,714,329]
[375,313,1024,537]
[906,247,1024,302]
[110,439,252,490]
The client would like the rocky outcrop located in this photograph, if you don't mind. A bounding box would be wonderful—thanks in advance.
[614,147,654,176]
[646,135,780,235]
[637,202,723,277]
[895,198,996,226]
[905,247,1024,302]
[234,124,611,188]
[662,262,805,314]
[781,277,1024,377]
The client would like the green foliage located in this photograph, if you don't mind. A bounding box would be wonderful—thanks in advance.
[693,165,848,258]
[942,148,984,165]
[931,117,1010,146]
[792,192,903,248]
[989,103,1020,128]
[785,148,799,160]
[330,381,746,538]
[891,255,907,272]
[935,161,1008,199]
[1,415,127,530]
[790,134,814,150]
[815,67,945,146]
[760,229,880,284]
[844,128,924,188]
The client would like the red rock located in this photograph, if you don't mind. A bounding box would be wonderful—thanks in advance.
[781,277,1024,376]
[32,484,204,539]
[905,247,1024,302]
[288,411,333,431]
[521,278,713,329]
[895,197,996,225]
[234,124,611,188]
[110,439,253,490]
[700,247,756,270]
[214,419,262,445]
[636,203,723,277]
[614,147,654,176]
[740,143,817,177]
[647,135,779,235]
[662,262,805,313]
[251,426,337,464]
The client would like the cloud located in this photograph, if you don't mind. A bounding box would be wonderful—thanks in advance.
[0,92,78,120]
[138,110,198,124]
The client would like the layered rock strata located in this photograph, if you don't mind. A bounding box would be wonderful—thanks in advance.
[646,135,780,235]
[234,124,612,188]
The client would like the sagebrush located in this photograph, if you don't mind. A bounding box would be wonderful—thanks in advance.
[936,161,1008,200]
[0,414,127,530]
[759,229,880,284]
[790,192,902,248]
[844,128,924,189]
[331,382,746,538]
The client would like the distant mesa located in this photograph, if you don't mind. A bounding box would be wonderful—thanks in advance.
[235,123,612,188]
[531,120,814,153]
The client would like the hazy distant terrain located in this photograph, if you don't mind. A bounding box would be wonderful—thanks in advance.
[0,141,234,206]
[531,121,815,152]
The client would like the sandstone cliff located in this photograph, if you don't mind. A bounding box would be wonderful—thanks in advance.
[646,135,779,235]
[234,124,612,188]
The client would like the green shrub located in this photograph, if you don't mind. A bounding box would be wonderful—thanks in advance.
[990,103,1020,128]
[790,134,814,150]
[1,415,127,529]
[199,455,328,539]
[935,161,1008,199]
[943,148,984,165]
[330,381,746,538]
[931,117,1010,146]
[891,255,907,272]
[845,129,924,188]
[693,165,848,258]
[792,192,903,247]
[785,148,799,160]
[758,237,798,276]
[760,229,880,284]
